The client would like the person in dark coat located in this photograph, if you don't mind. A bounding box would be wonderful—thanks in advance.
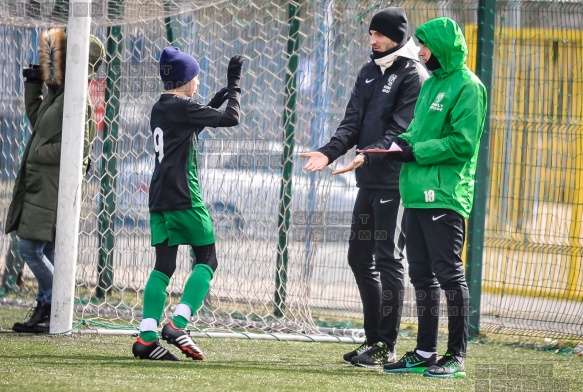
[5,28,104,333]
[300,8,428,367]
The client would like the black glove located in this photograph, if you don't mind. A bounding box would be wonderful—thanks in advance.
[23,64,42,84]
[393,137,409,148]
[227,55,245,87]
[207,87,229,108]
[389,137,415,163]
[395,145,415,162]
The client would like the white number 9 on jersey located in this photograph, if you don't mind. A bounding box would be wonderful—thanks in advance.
[153,127,165,163]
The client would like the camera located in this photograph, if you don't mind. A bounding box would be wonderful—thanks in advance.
[23,64,42,82]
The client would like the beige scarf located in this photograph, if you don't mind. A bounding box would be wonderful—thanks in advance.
[373,38,421,74]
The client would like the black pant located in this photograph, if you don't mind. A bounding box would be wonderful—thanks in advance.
[404,208,469,357]
[154,241,218,278]
[347,188,405,350]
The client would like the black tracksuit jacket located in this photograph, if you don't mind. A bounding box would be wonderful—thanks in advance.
[318,55,427,191]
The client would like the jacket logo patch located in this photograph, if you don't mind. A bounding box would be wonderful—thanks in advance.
[382,74,397,94]
[430,92,445,111]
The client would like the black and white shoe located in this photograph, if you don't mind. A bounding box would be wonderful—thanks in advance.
[423,353,466,378]
[351,341,396,368]
[384,350,438,374]
[132,337,180,361]
[342,340,370,364]
[162,321,204,361]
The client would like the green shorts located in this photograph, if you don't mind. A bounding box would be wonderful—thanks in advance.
[150,207,215,247]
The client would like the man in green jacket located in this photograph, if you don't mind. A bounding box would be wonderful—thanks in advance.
[382,17,487,378]
[5,29,104,333]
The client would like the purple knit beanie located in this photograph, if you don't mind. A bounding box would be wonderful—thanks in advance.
[159,46,200,90]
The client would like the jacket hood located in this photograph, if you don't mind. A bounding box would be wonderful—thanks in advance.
[88,35,105,78]
[394,37,421,62]
[415,17,467,76]
[39,28,66,88]
[38,28,105,88]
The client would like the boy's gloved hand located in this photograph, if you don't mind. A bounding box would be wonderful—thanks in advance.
[227,55,245,87]
[207,87,229,108]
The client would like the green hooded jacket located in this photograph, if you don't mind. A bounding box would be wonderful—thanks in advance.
[399,17,487,219]
[5,30,105,241]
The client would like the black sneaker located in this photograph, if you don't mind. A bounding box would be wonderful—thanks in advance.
[423,353,466,378]
[132,337,180,361]
[351,341,395,368]
[161,321,204,361]
[342,340,370,364]
[383,350,438,374]
[12,302,51,333]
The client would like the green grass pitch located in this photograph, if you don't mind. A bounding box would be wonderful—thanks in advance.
[1,308,582,391]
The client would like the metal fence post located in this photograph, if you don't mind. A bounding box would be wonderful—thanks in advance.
[275,1,301,318]
[96,1,123,298]
[466,0,497,339]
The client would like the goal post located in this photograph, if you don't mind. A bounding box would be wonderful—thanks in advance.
[52,0,93,333]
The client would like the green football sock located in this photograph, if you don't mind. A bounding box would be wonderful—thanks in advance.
[139,330,158,343]
[141,269,170,328]
[180,264,214,319]
[172,315,189,329]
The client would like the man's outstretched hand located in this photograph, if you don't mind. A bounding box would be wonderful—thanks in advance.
[300,151,329,172]
[332,154,366,175]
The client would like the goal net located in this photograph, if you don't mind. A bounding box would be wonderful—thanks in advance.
[1,0,582,340]
[1,0,389,336]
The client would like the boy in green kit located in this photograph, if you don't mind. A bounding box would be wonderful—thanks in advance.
[132,47,244,361]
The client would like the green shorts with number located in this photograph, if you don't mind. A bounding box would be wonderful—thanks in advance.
[150,207,215,247]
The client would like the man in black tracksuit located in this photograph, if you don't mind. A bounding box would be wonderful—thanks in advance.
[301,7,428,367]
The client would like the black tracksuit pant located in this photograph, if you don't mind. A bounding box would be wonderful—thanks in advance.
[347,188,405,351]
[404,208,470,358]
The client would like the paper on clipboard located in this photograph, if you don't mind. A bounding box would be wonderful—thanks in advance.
[356,142,403,153]
[388,142,403,152]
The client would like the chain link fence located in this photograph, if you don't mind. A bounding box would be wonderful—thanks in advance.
[0,0,581,338]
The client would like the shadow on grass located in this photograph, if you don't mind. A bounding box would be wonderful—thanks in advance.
[1,352,390,377]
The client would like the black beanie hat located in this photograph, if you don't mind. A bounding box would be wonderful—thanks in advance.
[369,7,408,45]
